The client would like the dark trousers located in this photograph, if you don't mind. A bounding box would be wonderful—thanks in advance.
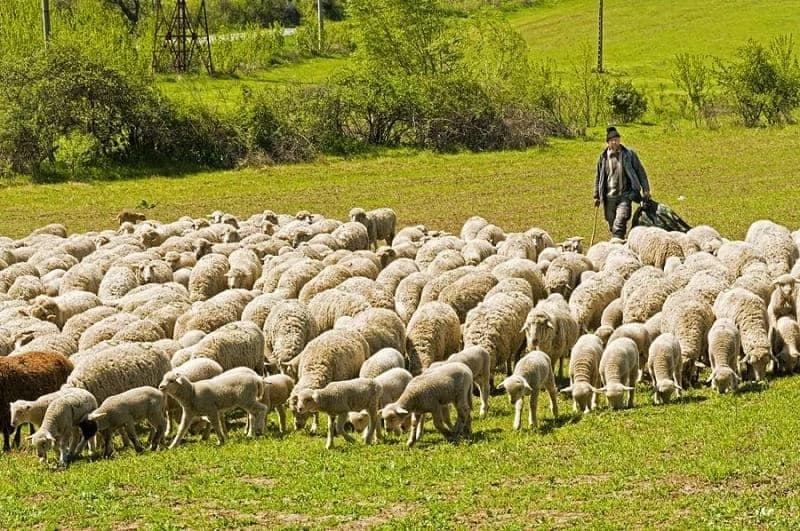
[603,196,632,239]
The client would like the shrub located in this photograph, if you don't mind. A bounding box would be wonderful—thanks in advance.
[672,53,713,126]
[607,80,648,123]
[715,36,800,127]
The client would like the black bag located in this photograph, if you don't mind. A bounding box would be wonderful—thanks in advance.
[631,198,692,232]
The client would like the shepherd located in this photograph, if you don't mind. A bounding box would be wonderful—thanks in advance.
[593,126,651,240]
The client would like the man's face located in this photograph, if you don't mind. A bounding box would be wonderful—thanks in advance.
[607,137,621,152]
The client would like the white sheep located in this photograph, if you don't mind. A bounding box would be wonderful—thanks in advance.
[263,300,319,369]
[98,265,141,303]
[28,292,102,329]
[80,386,168,457]
[460,216,489,241]
[335,308,406,356]
[188,253,230,302]
[348,368,413,434]
[224,248,262,290]
[745,220,798,279]
[647,333,683,405]
[600,298,623,329]
[597,337,639,410]
[660,289,715,384]
[260,373,294,433]
[173,289,254,339]
[30,388,97,467]
[298,264,353,304]
[349,208,396,250]
[9,390,64,440]
[437,271,499,323]
[307,289,371,332]
[544,252,593,298]
[714,288,771,382]
[294,378,382,449]
[524,294,579,378]
[381,362,473,447]
[608,323,652,378]
[497,350,558,430]
[160,368,268,447]
[568,270,625,332]
[405,301,462,375]
[430,345,491,418]
[770,316,800,373]
[767,274,796,326]
[560,334,603,414]
[173,321,265,374]
[706,318,741,393]
[331,221,370,252]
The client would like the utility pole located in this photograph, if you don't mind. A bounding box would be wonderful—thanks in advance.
[317,0,323,52]
[597,0,604,73]
[42,0,51,48]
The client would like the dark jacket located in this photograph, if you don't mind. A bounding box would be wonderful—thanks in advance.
[594,145,650,203]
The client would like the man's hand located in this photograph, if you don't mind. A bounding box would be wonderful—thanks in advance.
[593,198,600,208]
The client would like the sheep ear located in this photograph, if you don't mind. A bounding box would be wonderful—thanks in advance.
[496,379,507,391]
[45,432,56,443]
[560,386,573,395]
[705,368,717,384]
[311,390,320,402]
[521,380,534,392]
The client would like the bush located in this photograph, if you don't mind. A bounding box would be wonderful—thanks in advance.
[715,36,800,127]
[673,53,714,126]
[607,80,648,123]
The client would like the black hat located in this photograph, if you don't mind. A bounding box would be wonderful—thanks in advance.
[606,126,620,141]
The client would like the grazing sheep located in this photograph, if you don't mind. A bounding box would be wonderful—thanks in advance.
[544,252,593,298]
[431,345,491,418]
[597,337,639,410]
[621,267,683,324]
[78,312,140,350]
[28,292,102,329]
[260,373,294,433]
[359,348,405,378]
[419,267,475,306]
[770,316,800,373]
[0,263,40,293]
[173,289,254,339]
[240,293,284,329]
[189,253,230,302]
[263,300,319,368]
[437,271,498,322]
[460,216,490,241]
[395,272,431,323]
[523,294,580,378]
[288,329,370,431]
[660,289,715,385]
[600,298,623,329]
[627,226,685,269]
[644,312,663,342]
[464,292,532,381]
[294,378,382,449]
[7,275,46,301]
[375,258,418,296]
[767,274,796,326]
[405,302,462,375]
[9,390,63,444]
[332,222,370,252]
[298,265,353,304]
[348,368,413,434]
[162,358,224,434]
[687,225,724,254]
[80,386,168,457]
[560,334,604,414]
[706,318,742,393]
[159,368,268,447]
[461,239,496,266]
[425,250,466,277]
[98,265,141,303]
[335,308,406,356]
[66,342,172,404]
[174,321,265,374]
[336,277,394,310]
[498,350,558,430]
[714,288,771,382]
[568,270,625,332]
[30,388,97,466]
[376,243,418,268]
[59,262,104,295]
[307,289,371,332]
[1,352,73,451]
[415,237,465,269]
[381,362,473,447]
[273,260,325,299]
[647,333,683,404]
[492,258,547,304]
[337,254,380,280]
[139,260,174,285]
[745,220,798,278]
[608,323,652,378]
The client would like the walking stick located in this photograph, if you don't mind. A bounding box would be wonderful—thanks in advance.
[589,204,599,247]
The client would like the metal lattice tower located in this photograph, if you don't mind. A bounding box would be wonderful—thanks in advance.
[152,0,214,73]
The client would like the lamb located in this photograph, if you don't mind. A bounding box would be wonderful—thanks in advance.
[162,358,224,433]
[260,373,294,433]
[347,368,413,434]
[405,302,462,375]
[706,318,742,393]
[188,253,230,302]
[173,321,265,374]
[596,337,639,410]
[28,292,102,329]
[714,288,771,382]
[79,386,168,457]
[66,342,173,404]
[30,388,97,466]
[437,271,498,322]
[9,390,63,443]
[159,368,268,447]
[359,348,405,378]
[429,345,491,418]
[307,289,371,332]
[497,350,558,430]
[544,252,593,298]
[464,292,532,380]
[770,316,800,373]
[263,300,319,369]
[523,294,580,378]
[607,323,652,377]
[560,334,604,414]
[1,352,73,451]
[294,378,383,449]
[381,362,473,447]
[647,333,683,404]
[767,274,796,326]
[568,270,625,332]
[288,329,370,431]
[335,308,406,356]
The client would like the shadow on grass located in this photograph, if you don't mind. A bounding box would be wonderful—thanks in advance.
[26,162,220,186]
[676,394,709,405]
[539,413,582,434]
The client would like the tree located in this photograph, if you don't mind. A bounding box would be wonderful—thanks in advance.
[104,0,142,27]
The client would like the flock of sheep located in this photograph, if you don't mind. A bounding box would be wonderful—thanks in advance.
[1,205,799,466]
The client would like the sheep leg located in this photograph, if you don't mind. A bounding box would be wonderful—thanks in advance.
[407,415,420,448]
[432,407,452,438]
[103,431,114,458]
[365,405,379,444]
[125,422,144,453]
[310,413,319,435]
[627,372,636,409]
[338,414,356,443]
[529,392,539,429]
[547,381,559,420]
[277,405,286,434]
[58,439,71,468]
[150,420,166,451]
[477,378,489,418]
[211,413,226,445]
[414,413,425,440]
[512,399,523,430]
[12,424,23,449]
[325,415,336,450]
[169,412,193,449]
[2,426,10,452]
[248,403,268,437]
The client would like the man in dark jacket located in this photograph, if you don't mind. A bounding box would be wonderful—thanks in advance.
[593,126,651,239]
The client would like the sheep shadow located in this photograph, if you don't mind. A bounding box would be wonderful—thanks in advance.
[538,414,582,435]
[734,381,769,395]
[675,394,708,405]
